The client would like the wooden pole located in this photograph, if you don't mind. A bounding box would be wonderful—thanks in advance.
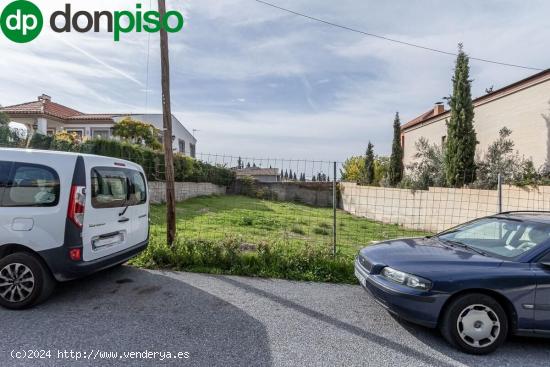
[158,0,176,247]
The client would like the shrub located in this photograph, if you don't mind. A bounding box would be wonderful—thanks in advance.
[0,125,25,148]
[111,117,162,150]
[236,177,278,200]
[400,138,446,190]
[290,226,305,235]
[473,127,544,189]
[313,227,330,236]
[25,136,235,186]
[28,133,53,149]
[131,237,355,283]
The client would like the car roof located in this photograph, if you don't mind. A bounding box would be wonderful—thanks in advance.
[493,212,550,225]
[0,147,143,172]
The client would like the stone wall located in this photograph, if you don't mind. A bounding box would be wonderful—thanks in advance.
[148,181,226,204]
[230,180,334,207]
[340,182,550,233]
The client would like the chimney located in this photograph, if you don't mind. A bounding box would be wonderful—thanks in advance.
[38,94,51,102]
[433,102,444,116]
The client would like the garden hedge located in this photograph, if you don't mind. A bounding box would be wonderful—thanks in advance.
[24,135,235,187]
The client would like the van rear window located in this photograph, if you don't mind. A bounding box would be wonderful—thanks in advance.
[91,167,147,208]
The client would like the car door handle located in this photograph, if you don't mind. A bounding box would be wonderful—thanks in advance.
[118,217,130,223]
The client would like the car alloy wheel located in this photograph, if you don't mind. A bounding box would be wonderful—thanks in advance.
[0,263,35,303]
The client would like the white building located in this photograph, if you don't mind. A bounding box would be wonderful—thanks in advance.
[0,94,196,157]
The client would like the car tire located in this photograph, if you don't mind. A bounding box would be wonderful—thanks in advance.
[0,252,56,310]
[440,293,508,355]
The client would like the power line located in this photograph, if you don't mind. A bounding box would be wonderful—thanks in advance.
[253,0,544,71]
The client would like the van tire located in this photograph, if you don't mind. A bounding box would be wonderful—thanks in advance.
[0,252,55,310]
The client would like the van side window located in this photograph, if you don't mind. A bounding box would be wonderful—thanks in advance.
[91,167,147,208]
[0,161,13,205]
[3,163,60,207]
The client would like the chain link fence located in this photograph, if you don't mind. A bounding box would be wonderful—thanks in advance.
[2,136,549,258]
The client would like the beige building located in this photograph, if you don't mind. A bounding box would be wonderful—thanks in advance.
[401,69,550,169]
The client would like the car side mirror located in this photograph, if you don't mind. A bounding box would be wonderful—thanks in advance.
[541,262,550,269]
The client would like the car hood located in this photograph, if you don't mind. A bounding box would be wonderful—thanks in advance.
[358,237,503,277]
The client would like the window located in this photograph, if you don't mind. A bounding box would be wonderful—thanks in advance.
[2,163,59,207]
[127,170,147,205]
[92,129,110,140]
[190,143,196,158]
[46,129,55,137]
[91,167,146,208]
[540,251,550,263]
[438,217,550,258]
[0,161,12,204]
[441,136,447,145]
[178,139,185,154]
[400,135,405,149]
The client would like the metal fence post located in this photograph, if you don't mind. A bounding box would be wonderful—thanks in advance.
[333,161,337,256]
[497,173,503,213]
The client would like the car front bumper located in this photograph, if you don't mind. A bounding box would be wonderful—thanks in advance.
[355,259,446,328]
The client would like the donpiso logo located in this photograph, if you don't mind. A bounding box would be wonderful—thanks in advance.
[0,1,184,43]
[0,0,43,43]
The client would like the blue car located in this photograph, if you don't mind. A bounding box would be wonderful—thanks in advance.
[355,212,550,354]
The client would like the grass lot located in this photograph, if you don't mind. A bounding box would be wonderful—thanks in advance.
[132,195,429,283]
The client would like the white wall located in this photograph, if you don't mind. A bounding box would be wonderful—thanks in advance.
[148,181,225,204]
[340,182,550,233]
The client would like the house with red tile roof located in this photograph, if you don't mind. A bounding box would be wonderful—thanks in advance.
[401,69,550,169]
[0,94,197,157]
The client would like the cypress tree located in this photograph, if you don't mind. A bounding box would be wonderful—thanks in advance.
[388,112,404,186]
[364,141,375,185]
[445,43,477,186]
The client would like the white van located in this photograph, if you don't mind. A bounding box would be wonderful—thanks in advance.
[0,148,149,309]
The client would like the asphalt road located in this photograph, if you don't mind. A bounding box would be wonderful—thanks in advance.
[0,266,548,367]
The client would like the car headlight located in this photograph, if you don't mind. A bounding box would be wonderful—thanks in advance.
[381,267,432,290]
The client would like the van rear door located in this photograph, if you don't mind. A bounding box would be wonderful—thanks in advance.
[82,164,148,262]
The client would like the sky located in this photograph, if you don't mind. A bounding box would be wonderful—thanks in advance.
[1,0,549,163]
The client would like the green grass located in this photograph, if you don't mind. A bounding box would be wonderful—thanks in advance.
[132,195,430,283]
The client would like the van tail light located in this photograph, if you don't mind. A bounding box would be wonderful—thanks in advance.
[68,185,86,228]
[69,248,82,261]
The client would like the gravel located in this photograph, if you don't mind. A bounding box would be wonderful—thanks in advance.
[0,266,548,366]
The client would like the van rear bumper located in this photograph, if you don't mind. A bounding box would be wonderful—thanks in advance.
[39,239,148,282]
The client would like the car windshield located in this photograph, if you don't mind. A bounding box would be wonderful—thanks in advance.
[437,217,550,258]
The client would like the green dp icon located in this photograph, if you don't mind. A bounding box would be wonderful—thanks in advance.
[0,0,43,43]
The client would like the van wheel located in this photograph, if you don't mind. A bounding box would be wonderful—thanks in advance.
[0,253,55,310]
[440,293,508,355]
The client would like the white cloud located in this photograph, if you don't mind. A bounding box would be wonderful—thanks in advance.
[0,0,548,163]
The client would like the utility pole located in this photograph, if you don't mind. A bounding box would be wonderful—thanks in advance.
[159,0,176,247]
